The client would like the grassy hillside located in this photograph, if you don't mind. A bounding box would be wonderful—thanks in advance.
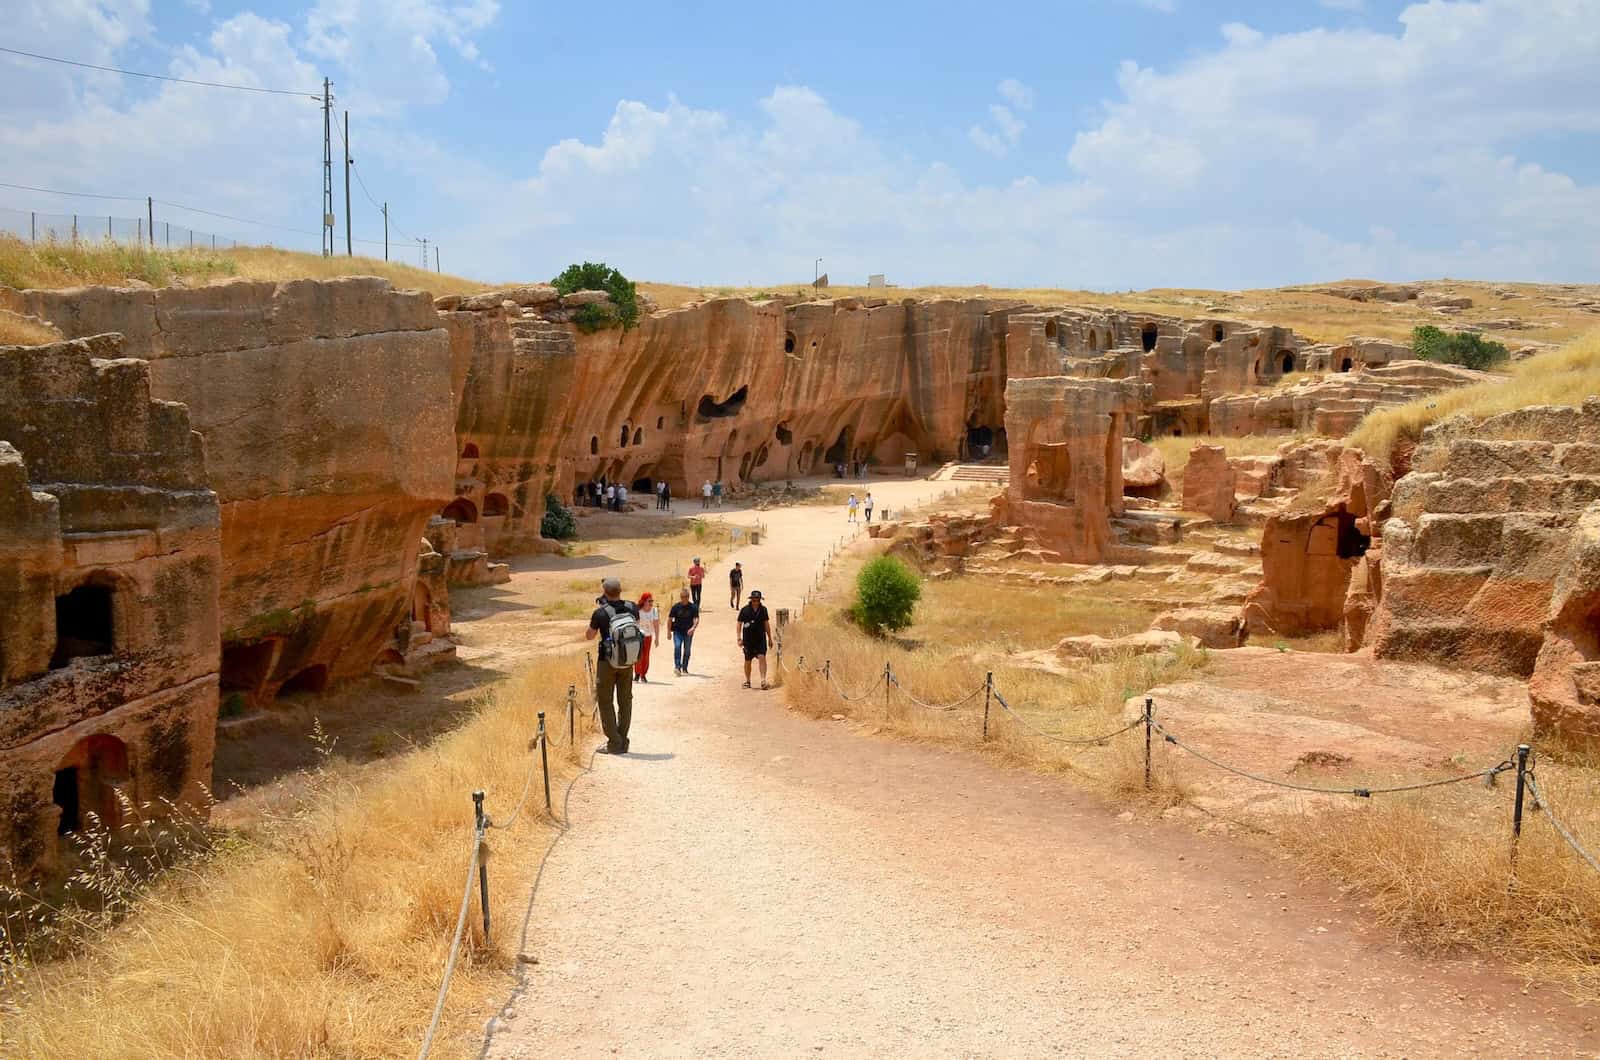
[0,236,488,297]
[674,279,1599,347]
[1348,328,1600,463]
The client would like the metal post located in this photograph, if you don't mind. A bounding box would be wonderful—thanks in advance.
[435,245,440,273]
[568,684,577,744]
[343,110,352,256]
[382,202,388,261]
[538,712,552,814]
[982,671,993,740]
[165,221,170,247]
[1143,697,1155,790]
[137,217,142,244]
[1512,743,1531,838]
[29,211,34,242]
[147,196,154,246]
[321,77,334,257]
[472,790,489,942]
[108,215,112,239]
[884,662,892,713]
[72,214,77,242]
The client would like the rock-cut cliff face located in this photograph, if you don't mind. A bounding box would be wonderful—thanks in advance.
[446,295,1047,507]
[6,279,456,705]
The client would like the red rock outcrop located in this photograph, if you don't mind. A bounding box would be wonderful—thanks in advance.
[1529,503,1600,735]
[8,279,455,705]
[1182,445,1237,522]
[1241,445,1390,637]
[1,335,220,875]
[1208,361,1489,437]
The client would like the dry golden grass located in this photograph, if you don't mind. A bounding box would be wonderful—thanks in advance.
[1,652,595,1058]
[782,546,1206,798]
[0,309,60,346]
[692,279,1600,345]
[1150,432,1303,495]
[1348,328,1600,465]
[1290,764,1600,998]
[0,236,488,297]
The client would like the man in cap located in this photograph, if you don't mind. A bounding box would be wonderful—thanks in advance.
[736,589,773,690]
[584,576,639,754]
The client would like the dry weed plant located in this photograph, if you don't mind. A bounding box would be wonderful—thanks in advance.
[0,653,595,1058]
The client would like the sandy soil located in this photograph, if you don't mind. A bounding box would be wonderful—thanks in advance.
[476,480,1597,1058]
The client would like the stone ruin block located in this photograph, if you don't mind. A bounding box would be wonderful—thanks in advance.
[0,336,220,877]
[1003,376,1145,563]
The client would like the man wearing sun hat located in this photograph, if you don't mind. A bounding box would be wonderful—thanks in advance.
[736,589,773,690]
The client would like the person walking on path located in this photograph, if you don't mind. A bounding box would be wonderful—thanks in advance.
[688,557,707,607]
[668,587,699,675]
[713,480,724,507]
[702,480,713,510]
[656,481,666,510]
[663,480,672,511]
[728,561,744,609]
[863,492,874,523]
[847,492,859,522]
[635,591,659,682]
[584,577,643,755]
[605,483,616,511]
[617,483,629,511]
[737,589,773,690]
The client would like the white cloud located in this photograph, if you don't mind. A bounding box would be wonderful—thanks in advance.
[997,78,1034,111]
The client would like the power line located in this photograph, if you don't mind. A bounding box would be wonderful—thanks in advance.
[333,118,418,242]
[0,180,143,202]
[0,45,321,99]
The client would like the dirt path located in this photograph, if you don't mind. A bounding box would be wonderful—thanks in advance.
[480,483,1595,1058]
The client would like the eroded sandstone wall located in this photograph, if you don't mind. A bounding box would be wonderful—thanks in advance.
[10,279,454,702]
[1371,401,1600,694]
[0,335,220,874]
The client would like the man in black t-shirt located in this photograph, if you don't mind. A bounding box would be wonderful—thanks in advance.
[728,561,743,609]
[736,589,773,690]
[584,576,640,754]
[667,587,700,676]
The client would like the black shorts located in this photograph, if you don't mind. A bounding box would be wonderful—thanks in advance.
[742,641,768,660]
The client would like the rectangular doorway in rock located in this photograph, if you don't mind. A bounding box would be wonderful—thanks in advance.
[1022,442,1073,502]
[50,581,114,669]
[53,767,79,835]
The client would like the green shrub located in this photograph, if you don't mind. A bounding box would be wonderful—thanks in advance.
[1411,325,1510,370]
[551,261,640,331]
[540,494,578,540]
[850,555,922,636]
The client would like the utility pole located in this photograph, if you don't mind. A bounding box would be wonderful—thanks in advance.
[814,257,823,293]
[320,77,334,257]
[343,110,352,256]
[434,246,440,273]
[147,197,154,247]
[382,202,388,261]
[419,237,429,269]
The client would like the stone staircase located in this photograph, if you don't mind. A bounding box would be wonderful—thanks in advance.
[945,463,1010,486]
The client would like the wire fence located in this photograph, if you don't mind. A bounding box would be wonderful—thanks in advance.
[0,206,242,251]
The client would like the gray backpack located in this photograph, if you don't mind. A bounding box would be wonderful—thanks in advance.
[603,601,644,667]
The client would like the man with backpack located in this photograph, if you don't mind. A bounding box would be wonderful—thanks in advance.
[728,561,743,609]
[584,577,644,755]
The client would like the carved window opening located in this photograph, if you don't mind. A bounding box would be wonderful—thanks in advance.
[784,332,796,353]
[483,492,510,517]
[279,664,329,697]
[221,639,278,708]
[1088,330,1100,352]
[54,734,130,835]
[461,442,479,459]
[441,498,478,524]
[1280,352,1296,375]
[1340,357,1354,372]
[51,581,115,669]
[775,423,793,445]
[696,386,749,422]
[633,428,643,446]
[1212,324,1225,342]
[589,436,599,455]
[1021,443,1073,502]
[1045,319,1058,341]
[620,425,630,448]
[1141,323,1158,353]
[656,416,665,430]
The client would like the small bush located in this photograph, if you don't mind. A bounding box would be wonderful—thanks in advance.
[850,555,922,635]
[540,494,578,540]
[551,261,640,331]
[1411,325,1510,370]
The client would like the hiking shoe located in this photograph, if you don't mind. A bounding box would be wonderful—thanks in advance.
[742,680,751,688]
[596,745,615,755]
[760,681,769,690]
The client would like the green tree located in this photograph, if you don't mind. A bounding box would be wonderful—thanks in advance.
[851,555,922,635]
[540,494,578,540]
[551,261,640,332]
[1411,325,1509,370]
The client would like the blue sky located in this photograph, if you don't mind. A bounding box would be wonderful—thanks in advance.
[3,0,1598,288]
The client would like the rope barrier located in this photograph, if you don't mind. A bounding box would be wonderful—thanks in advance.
[990,688,1146,745]
[418,830,484,1060]
[1528,773,1600,875]
[1153,720,1512,797]
[484,740,544,830]
[887,672,988,712]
